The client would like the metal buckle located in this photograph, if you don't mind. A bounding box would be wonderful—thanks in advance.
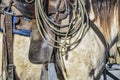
[4,11,14,15]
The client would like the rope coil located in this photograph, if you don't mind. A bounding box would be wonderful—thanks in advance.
[35,0,89,50]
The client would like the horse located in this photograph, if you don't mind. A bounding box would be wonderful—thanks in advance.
[0,0,120,80]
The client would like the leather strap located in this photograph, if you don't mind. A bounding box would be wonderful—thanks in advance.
[89,20,108,49]
[89,20,109,59]
[2,14,14,80]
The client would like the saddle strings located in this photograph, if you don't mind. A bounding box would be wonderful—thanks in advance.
[35,0,89,50]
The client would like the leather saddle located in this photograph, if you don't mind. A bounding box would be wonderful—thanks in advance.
[15,0,54,63]
[29,0,71,64]
[29,0,57,64]
[0,0,54,64]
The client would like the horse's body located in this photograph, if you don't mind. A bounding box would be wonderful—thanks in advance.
[0,0,120,80]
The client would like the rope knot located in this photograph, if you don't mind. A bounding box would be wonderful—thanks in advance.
[59,41,68,55]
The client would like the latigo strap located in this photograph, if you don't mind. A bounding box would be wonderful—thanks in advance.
[2,14,14,80]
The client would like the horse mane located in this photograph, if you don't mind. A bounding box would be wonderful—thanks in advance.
[92,0,117,18]
[87,0,120,41]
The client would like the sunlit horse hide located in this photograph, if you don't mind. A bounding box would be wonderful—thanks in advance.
[89,0,120,59]
[0,0,120,80]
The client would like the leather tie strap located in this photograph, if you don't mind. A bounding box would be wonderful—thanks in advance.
[2,14,14,80]
[89,20,109,60]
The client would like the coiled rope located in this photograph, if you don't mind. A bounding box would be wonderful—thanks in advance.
[35,0,89,50]
[25,0,34,3]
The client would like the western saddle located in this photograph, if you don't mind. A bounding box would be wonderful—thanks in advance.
[0,0,116,80]
[0,0,69,80]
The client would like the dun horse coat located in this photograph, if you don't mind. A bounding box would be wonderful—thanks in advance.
[0,0,120,80]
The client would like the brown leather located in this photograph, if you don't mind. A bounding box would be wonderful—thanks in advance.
[13,0,35,18]
[2,15,14,80]
[29,21,54,64]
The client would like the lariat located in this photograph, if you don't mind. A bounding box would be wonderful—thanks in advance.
[35,0,89,52]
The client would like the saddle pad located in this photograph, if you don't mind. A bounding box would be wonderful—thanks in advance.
[29,23,54,64]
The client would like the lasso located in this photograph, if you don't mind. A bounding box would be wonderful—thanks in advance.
[35,0,89,52]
